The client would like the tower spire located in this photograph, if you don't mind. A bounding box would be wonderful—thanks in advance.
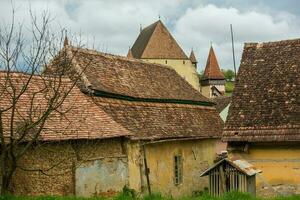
[140,24,142,33]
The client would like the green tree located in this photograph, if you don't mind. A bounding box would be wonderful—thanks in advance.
[222,69,235,81]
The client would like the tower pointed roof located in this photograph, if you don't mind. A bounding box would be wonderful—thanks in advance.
[127,48,133,58]
[130,20,188,59]
[190,49,197,63]
[203,46,225,80]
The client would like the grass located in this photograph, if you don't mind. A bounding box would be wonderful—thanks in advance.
[225,81,234,96]
[1,191,300,200]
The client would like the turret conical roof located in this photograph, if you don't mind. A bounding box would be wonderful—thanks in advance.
[203,46,225,80]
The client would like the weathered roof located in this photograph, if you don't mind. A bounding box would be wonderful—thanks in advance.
[93,97,223,140]
[45,46,223,141]
[56,46,212,105]
[200,158,262,177]
[0,72,130,142]
[203,46,225,80]
[190,50,197,63]
[130,20,188,59]
[223,39,300,142]
[213,96,231,113]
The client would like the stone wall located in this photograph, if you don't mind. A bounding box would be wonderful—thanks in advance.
[11,138,127,196]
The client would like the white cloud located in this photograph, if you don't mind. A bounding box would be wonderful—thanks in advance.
[0,0,299,71]
[173,4,300,71]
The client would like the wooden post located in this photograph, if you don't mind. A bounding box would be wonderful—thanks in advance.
[142,144,151,195]
[219,165,226,195]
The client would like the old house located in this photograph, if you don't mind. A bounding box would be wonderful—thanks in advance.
[128,20,200,91]
[0,72,131,196]
[201,46,226,98]
[223,39,300,196]
[2,44,224,197]
[59,46,224,197]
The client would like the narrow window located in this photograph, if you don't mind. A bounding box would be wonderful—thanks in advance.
[183,60,185,64]
[165,60,168,64]
[174,155,183,185]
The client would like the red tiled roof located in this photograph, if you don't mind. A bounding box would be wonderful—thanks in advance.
[93,97,223,140]
[203,46,225,80]
[57,46,211,104]
[130,20,188,59]
[190,50,197,63]
[44,46,223,140]
[213,96,231,113]
[0,72,130,142]
[223,39,300,142]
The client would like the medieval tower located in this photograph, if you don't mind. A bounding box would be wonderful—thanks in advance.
[128,20,200,91]
[201,46,226,98]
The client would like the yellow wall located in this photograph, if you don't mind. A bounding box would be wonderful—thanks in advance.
[128,139,225,197]
[201,85,225,98]
[229,144,300,196]
[142,59,200,91]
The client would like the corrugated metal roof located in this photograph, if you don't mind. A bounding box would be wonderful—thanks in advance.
[200,158,262,177]
[231,159,262,176]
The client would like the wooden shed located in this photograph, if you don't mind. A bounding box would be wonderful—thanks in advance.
[200,158,261,196]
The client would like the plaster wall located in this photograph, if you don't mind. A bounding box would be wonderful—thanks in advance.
[128,139,224,197]
[141,59,200,91]
[229,144,300,196]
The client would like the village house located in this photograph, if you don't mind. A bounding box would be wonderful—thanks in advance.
[223,39,300,196]
[128,20,200,91]
[201,46,226,98]
[2,42,224,197]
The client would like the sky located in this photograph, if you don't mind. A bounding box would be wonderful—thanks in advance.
[0,0,299,72]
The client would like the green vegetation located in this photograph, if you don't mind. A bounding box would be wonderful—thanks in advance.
[221,69,235,82]
[225,81,234,96]
[1,191,300,200]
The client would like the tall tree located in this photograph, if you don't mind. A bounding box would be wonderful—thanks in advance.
[0,8,84,194]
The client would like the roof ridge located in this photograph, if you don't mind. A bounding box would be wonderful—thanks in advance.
[65,46,93,88]
[244,38,300,48]
[70,46,182,71]
[0,71,72,81]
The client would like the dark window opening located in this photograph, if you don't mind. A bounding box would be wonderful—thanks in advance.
[174,155,183,185]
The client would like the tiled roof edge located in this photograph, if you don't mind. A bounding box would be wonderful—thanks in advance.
[88,89,216,107]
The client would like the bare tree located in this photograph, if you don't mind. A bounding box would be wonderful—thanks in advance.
[0,7,84,195]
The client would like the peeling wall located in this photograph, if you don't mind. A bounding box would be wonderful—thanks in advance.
[128,139,222,197]
[229,144,300,197]
[75,158,128,197]
[11,138,127,196]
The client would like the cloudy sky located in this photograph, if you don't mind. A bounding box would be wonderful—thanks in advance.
[0,0,299,72]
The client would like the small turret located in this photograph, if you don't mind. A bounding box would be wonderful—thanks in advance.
[189,49,197,68]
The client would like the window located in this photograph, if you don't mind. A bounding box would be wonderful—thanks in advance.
[165,60,168,64]
[174,155,183,185]
[183,60,185,64]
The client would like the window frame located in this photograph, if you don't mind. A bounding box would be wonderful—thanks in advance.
[174,154,183,186]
